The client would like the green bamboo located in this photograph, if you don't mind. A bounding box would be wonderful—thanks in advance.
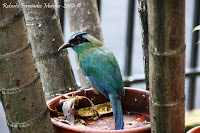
[147,0,185,132]
[20,0,78,100]
[0,0,53,132]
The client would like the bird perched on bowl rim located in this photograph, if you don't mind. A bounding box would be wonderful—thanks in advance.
[58,32,125,130]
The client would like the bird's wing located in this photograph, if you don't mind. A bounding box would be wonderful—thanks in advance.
[80,47,124,98]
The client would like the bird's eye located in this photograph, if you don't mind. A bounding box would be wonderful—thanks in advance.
[76,37,81,42]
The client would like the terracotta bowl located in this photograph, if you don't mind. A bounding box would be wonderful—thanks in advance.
[47,87,151,133]
[187,126,200,133]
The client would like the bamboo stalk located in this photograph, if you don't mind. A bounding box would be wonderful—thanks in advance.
[65,0,103,88]
[147,0,185,132]
[0,0,53,132]
[20,0,78,100]
[138,0,149,90]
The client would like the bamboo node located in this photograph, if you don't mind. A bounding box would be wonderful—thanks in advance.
[150,96,185,107]
[149,45,186,56]
[35,50,68,62]
[0,74,40,95]
[7,107,49,128]
[0,43,31,59]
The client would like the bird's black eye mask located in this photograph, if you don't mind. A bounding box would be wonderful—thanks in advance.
[71,35,90,46]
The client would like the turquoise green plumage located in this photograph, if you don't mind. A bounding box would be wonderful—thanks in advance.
[58,32,124,130]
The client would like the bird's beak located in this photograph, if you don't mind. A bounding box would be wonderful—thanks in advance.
[58,40,73,51]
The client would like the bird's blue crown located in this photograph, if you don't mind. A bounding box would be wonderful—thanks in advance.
[71,32,87,39]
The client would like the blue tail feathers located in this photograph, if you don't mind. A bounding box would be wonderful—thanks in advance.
[109,94,124,130]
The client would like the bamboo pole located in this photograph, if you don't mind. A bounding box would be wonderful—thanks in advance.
[147,0,185,132]
[65,0,103,88]
[138,0,149,90]
[20,0,78,100]
[0,0,53,132]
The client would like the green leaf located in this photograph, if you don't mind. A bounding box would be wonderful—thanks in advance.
[193,25,200,32]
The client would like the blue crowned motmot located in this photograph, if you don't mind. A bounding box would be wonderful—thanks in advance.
[58,32,124,130]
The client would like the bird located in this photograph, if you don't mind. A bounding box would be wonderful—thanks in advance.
[58,32,125,130]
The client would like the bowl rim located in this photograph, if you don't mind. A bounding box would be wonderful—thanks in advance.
[187,125,200,133]
[47,87,151,132]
